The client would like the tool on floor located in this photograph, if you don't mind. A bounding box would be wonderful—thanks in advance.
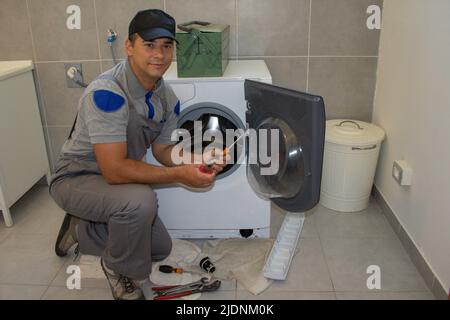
[158,264,206,276]
[152,277,221,300]
[199,129,249,174]
[159,265,185,274]
[199,256,216,273]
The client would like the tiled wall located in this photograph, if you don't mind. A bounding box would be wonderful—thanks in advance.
[0,0,382,171]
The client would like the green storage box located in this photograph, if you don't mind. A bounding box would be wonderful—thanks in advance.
[176,21,229,77]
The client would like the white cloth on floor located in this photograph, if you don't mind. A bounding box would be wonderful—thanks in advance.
[201,238,274,295]
[151,238,274,296]
[150,239,209,300]
[76,238,274,296]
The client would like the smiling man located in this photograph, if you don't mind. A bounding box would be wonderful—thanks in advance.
[48,9,224,300]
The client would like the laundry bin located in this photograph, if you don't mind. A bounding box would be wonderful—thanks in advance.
[320,119,385,212]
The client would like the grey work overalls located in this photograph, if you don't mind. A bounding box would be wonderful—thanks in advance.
[49,75,172,280]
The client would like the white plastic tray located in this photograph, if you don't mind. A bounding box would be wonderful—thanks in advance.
[263,212,304,280]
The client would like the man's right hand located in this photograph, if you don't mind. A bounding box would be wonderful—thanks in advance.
[176,164,216,188]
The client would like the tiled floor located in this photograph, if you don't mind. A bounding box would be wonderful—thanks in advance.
[0,184,435,300]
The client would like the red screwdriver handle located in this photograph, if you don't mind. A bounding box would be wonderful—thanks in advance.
[199,165,213,174]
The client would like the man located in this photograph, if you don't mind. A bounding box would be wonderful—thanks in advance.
[49,9,225,300]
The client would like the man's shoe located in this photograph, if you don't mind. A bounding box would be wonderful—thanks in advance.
[101,258,145,300]
[55,213,79,257]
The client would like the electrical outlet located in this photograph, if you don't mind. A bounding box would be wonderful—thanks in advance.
[64,63,83,88]
[392,160,412,186]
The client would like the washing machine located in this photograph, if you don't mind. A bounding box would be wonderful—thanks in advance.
[147,60,326,239]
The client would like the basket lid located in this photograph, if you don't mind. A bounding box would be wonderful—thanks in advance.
[325,119,385,146]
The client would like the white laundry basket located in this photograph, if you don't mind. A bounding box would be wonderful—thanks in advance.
[320,119,385,212]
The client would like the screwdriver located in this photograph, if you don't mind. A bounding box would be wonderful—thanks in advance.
[198,147,229,174]
[159,265,185,274]
[159,264,205,276]
[199,130,248,174]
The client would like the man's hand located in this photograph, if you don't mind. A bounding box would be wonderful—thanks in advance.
[177,164,216,188]
[202,148,230,175]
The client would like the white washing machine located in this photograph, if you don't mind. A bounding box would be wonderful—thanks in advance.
[147,60,326,240]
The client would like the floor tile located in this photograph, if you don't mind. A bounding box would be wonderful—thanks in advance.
[271,203,318,238]
[237,290,336,300]
[50,258,109,289]
[0,251,65,286]
[0,230,12,242]
[10,199,65,235]
[197,290,236,300]
[216,279,237,292]
[313,201,397,239]
[320,237,430,292]
[238,237,333,292]
[300,214,319,238]
[41,286,113,300]
[335,291,435,300]
[0,233,67,285]
[0,284,48,300]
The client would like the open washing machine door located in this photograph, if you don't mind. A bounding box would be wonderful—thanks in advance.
[244,79,326,280]
[244,79,325,212]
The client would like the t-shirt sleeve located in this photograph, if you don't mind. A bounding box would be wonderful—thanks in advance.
[153,86,180,145]
[81,81,129,144]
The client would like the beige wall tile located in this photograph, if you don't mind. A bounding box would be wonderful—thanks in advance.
[0,0,34,60]
[263,57,307,91]
[36,61,101,126]
[29,0,99,61]
[238,0,310,56]
[308,57,377,121]
[95,0,164,61]
[310,0,383,56]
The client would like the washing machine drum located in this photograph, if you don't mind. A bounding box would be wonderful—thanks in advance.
[180,113,236,148]
[176,103,246,178]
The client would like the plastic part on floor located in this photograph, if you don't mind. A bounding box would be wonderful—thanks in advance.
[263,212,304,280]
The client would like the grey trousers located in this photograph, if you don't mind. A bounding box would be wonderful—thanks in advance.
[49,174,172,280]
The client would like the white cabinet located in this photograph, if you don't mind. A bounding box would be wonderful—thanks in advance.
[0,61,50,227]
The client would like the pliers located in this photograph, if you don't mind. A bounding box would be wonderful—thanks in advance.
[152,277,221,300]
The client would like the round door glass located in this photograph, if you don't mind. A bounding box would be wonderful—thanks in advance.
[247,117,305,199]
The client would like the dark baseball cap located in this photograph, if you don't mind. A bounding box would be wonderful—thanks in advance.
[128,9,177,42]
